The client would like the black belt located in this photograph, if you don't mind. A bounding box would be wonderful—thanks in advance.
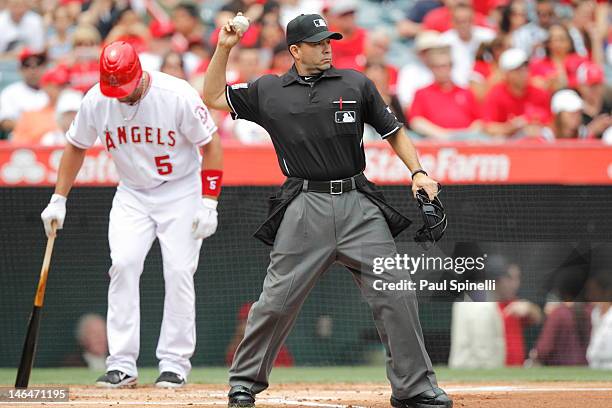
[303,174,363,195]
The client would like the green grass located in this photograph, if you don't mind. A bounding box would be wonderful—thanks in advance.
[1,366,611,385]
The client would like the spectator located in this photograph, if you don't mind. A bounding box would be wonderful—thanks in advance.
[63,313,108,371]
[529,24,587,92]
[12,66,70,144]
[440,3,496,87]
[470,35,512,101]
[396,31,450,110]
[532,267,592,365]
[493,257,543,366]
[226,303,293,367]
[567,0,605,65]
[422,0,491,33]
[0,49,49,134]
[542,89,592,140]
[396,0,443,39]
[160,51,187,80]
[573,62,612,138]
[483,48,551,138]
[105,6,151,53]
[586,272,612,369]
[171,1,206,53]
[46,5,77,61]
[409,48,483,140]
[363,62,406,141]
[449,303,505,368]
[139,19,176,72]
[40,89,84,146]
[267,43,293,76]
[328,0,368,70]
[361,29,398,93]
[0,0,45,54]
[512,0,557,58]
[79,0,124,40]
[235,47,264,83]
[255,18,285,68]
[63,25,101,94]
[499,0,528,37]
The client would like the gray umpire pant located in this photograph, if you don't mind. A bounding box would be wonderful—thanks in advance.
[229,187,438,399]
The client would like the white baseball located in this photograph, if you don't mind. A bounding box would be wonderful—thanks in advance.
[232,15,250,33]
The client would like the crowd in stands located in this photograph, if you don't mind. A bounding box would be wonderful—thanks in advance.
[449,252,612,369]
[0,0,610,144]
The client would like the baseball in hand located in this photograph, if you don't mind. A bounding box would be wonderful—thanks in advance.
[232,14,250,33]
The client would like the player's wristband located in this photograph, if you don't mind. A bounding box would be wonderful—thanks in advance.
[411,169,428,178]
[201,169,223,197]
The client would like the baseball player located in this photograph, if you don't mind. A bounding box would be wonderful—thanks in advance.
[40,41,223,388]
[204,14,452,408]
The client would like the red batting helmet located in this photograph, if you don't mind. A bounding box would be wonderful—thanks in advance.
[99,41,143,98]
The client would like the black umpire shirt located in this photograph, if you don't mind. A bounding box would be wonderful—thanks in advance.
[225,65,403,181]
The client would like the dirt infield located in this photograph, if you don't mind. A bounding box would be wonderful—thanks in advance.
[2,382,611,407]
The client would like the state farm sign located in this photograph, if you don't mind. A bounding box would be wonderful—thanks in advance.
[0,148,118,186]
[365,147,510,183]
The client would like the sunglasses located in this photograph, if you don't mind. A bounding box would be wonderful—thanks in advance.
[21,57,46,68]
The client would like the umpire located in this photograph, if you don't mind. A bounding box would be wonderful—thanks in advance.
[203,13,452,408]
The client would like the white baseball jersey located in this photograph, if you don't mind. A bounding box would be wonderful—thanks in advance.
[66,71,217,189]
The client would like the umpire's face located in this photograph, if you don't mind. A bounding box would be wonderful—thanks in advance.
[290,39,333,73]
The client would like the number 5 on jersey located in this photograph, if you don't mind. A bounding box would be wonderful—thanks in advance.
[155,155,173,175]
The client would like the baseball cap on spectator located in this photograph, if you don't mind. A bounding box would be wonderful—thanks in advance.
[150,19,175,38]
[573,62,604,86]
[40,66,70,87]
[499,48,528,71]
[329,0,358,15]
[55,89,83,117]
[414,31,447,52]
[286,14,342,45]
[551,89,583,114]
[19,48,47,67]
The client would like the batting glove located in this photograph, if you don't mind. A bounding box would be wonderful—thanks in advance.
[192,197,218,240]
[41,194,67,237]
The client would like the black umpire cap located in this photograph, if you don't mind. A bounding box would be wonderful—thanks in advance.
[286,14,343,46]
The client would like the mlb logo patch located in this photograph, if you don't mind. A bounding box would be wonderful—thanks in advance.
[313,19,326,27]
[335,111,356,123]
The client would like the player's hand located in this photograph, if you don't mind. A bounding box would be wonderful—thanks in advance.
[217,15,246,50]
[411,173,439,201]
[192,197,218,240]
[41,194,67,237]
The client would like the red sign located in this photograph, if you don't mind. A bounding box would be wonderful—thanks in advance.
[1,141,611,186]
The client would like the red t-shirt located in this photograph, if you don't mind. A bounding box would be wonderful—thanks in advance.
[422,7,492,33]
[409,83,480,129]
[529,54,588,84]
[498,301,526,366]
[483,82,551,125]
[330,26,367,70]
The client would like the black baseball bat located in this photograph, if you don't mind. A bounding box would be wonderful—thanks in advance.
[15,222,57,388]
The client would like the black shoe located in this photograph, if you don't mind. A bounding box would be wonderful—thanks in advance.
[95,370,137,388]
[155,371,186,388]
[228,385,255,407]
[391,387,453,408]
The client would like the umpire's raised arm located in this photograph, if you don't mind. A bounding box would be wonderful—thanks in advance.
[202,15,245,111]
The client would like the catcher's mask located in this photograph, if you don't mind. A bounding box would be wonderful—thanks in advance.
[414,185,447,247]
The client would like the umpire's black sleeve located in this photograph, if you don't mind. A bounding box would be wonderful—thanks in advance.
[362,77,404,139]
[225,80,260,123]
